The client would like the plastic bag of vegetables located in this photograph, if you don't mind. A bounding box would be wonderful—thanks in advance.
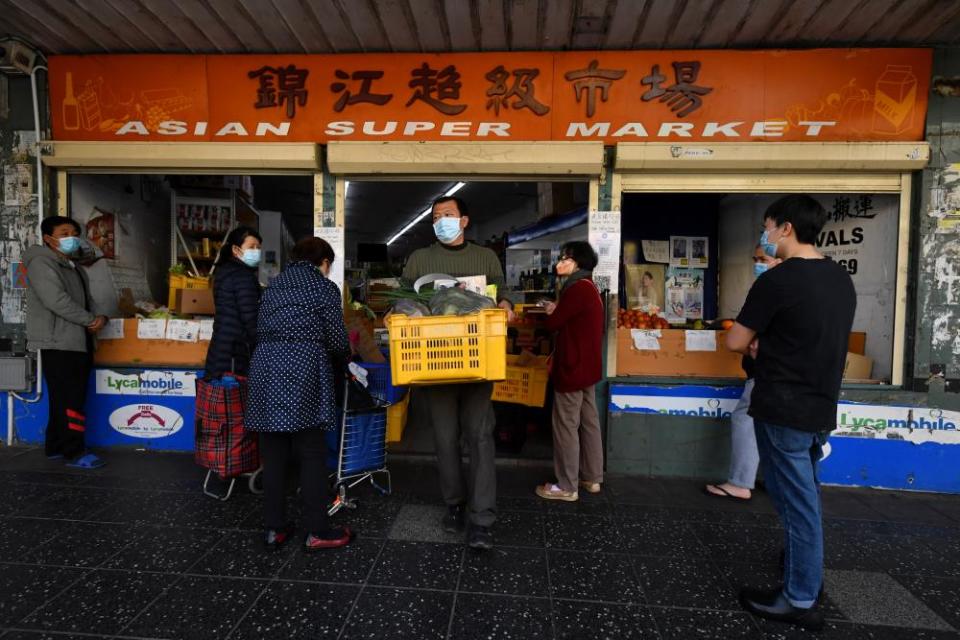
[429,287,496,316]
[391,298,431,317]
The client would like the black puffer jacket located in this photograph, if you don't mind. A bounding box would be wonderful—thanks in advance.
[203,259,261,378]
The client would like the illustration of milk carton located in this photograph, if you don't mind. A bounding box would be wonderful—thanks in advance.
[873,65,918,135]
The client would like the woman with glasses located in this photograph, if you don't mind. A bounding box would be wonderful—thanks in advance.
[535,241,606,502]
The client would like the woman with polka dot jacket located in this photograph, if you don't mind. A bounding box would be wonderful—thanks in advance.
[245,237,353,552]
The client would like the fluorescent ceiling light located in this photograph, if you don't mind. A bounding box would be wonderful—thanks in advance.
[387,206,432,246]
[385,182,467,246]
[443,181,466,196]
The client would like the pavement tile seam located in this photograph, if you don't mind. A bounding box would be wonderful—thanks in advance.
[539,514,560,640]
[442,545,469,640]
[0,517,167,630]
[326,524,393,640]
[112,528,236,637]
[2,630,171,640]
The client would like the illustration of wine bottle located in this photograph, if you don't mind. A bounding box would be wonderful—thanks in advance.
[62,72,80,131]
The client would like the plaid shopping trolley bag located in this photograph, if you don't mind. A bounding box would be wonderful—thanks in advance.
[195,375,261,501]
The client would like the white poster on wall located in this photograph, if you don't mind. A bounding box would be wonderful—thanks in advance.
[588,210,621,293]
[314,226,345,293]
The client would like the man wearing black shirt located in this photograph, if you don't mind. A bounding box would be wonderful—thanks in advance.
[726,195,856,631]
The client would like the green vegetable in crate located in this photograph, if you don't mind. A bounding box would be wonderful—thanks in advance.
[429,287,496,316]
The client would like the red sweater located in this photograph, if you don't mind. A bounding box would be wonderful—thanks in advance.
[545,278,604,393]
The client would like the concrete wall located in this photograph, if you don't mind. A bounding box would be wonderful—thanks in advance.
[914,48,960,391]
[0,75,45,348]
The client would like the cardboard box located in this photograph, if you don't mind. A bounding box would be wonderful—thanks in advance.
[843,352,874,381]
[175,288,215,315]
[848,332,867,356]
[616,328,746,378]
[94,319,208,367]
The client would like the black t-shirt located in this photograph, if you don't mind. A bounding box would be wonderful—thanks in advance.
[736,257,856,433]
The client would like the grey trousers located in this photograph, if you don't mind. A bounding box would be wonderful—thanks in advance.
[552,384,604,493]
[423,382,497,527]
[728,378,760,490]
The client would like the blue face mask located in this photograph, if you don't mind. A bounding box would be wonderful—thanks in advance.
[57,236,81,256]
[241,249,262,267]
[753,262,769,278]
[759,230,778,258]
[433,217,462,244]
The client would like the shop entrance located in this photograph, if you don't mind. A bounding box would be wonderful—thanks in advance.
[341,179,591,459]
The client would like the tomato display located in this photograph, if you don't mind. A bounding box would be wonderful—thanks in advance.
[617,309,671,330]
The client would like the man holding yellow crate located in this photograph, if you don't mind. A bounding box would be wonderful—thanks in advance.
[402,196,511,551]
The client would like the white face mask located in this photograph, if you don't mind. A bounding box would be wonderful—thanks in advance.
[433,217,462,244]
[241,249,261,267]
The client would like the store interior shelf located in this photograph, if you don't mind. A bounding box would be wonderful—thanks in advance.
[178,228,229,239]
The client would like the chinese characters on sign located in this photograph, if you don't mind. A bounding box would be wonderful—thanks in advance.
[829,195,877,223]
[330,70,392,112]
[406,64,467,115]
[249,65,309,118]
[485,66,550,116]
[641,62,712,117]
[318,59,706,119]
[564,60,626,118]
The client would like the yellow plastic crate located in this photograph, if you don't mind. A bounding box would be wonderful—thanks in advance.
[167,274,209,309]
[386,393,409,443]
[386,309,508,386]
[493,354,551,407]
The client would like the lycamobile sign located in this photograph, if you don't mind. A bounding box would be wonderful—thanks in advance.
[609,385,960,445]
[95,370,196,398]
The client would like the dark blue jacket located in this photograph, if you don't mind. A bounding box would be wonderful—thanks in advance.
[204,259,261,378]
[245,262,350,432]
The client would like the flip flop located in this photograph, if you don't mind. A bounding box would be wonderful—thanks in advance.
[704,483,752,502]
[65,453,106,469]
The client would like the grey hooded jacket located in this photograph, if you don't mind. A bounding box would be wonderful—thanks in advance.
[24,244,97,353]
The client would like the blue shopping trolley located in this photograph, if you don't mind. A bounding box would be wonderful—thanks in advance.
[326,363,394,515]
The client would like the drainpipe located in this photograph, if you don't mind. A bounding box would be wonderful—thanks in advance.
[30,64,47,242]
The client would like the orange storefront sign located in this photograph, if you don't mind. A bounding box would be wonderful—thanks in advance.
[49,49,931,144]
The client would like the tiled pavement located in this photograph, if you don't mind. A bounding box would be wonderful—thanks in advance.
[1,445,960,639]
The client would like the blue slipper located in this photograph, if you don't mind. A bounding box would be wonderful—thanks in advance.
[65,453,105,469]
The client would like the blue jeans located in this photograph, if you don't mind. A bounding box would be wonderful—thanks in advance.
[754,420,829,608]
[728,379,759,489]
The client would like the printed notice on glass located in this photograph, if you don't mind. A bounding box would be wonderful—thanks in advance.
[641,240,670,264]
[199,319,214,341]
[685,330,717,352]
[98,319,125,340]
[166,319,200,343]
[631,329,662,351]
[670,236,709,268]
[137,319,166,340]
[314,226,345,292]
[588,211,621,294]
